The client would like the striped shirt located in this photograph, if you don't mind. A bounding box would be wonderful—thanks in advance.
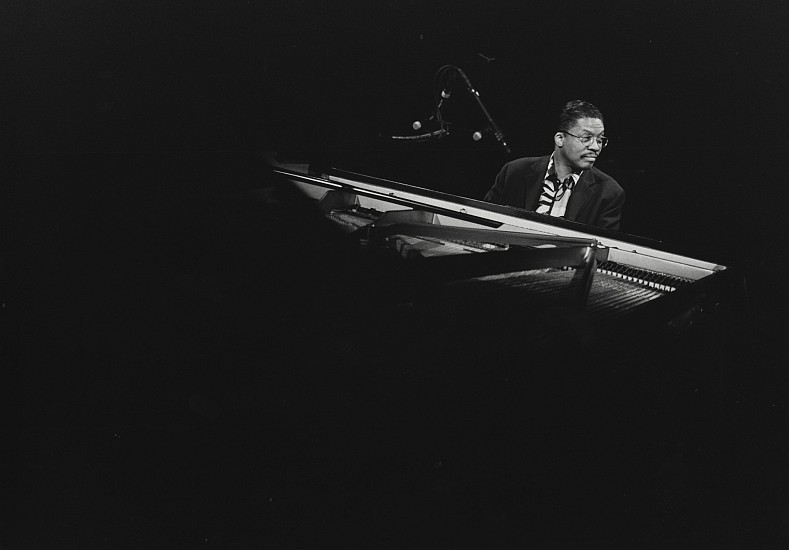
[535,155,582,218]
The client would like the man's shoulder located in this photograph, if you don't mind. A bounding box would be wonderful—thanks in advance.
[589,164,616,181]
[589,165,625,194]
[502,155,549,173]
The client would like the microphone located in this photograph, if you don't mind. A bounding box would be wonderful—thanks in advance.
[455,68,511,154]
[412,87,452,131]
[437,88,451,111]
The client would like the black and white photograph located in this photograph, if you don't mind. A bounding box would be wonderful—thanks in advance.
[3,1,789,547]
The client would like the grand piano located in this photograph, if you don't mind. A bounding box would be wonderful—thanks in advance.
[247,161,754,543]
[270,162,750,362]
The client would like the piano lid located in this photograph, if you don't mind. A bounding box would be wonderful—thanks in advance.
[272,165,728,281]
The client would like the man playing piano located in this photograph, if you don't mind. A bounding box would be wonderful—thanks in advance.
[484,100,625,231]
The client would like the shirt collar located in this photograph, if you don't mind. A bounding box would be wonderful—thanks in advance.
[546,154,582,185]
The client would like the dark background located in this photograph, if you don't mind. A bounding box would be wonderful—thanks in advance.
[4,1,789,547]
[6,0,789,251]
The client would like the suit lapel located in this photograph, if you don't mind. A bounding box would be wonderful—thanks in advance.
[566,169,596,221]
[523,156,550,210]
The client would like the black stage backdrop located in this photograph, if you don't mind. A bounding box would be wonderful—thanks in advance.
[4,1,789,548]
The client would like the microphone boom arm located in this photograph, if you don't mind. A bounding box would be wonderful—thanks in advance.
[455,68,511,154]
[388,128,449,141]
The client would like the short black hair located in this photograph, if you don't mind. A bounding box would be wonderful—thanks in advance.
[557,100,604,132]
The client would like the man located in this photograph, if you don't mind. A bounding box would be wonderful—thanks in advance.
[484,100,624,230]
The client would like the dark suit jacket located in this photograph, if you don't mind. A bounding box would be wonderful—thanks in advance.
[484,155,625,231]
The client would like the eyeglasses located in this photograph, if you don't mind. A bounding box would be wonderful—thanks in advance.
[562,131,609,149]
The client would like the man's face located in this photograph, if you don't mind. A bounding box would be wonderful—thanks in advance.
[555,117,605,172]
